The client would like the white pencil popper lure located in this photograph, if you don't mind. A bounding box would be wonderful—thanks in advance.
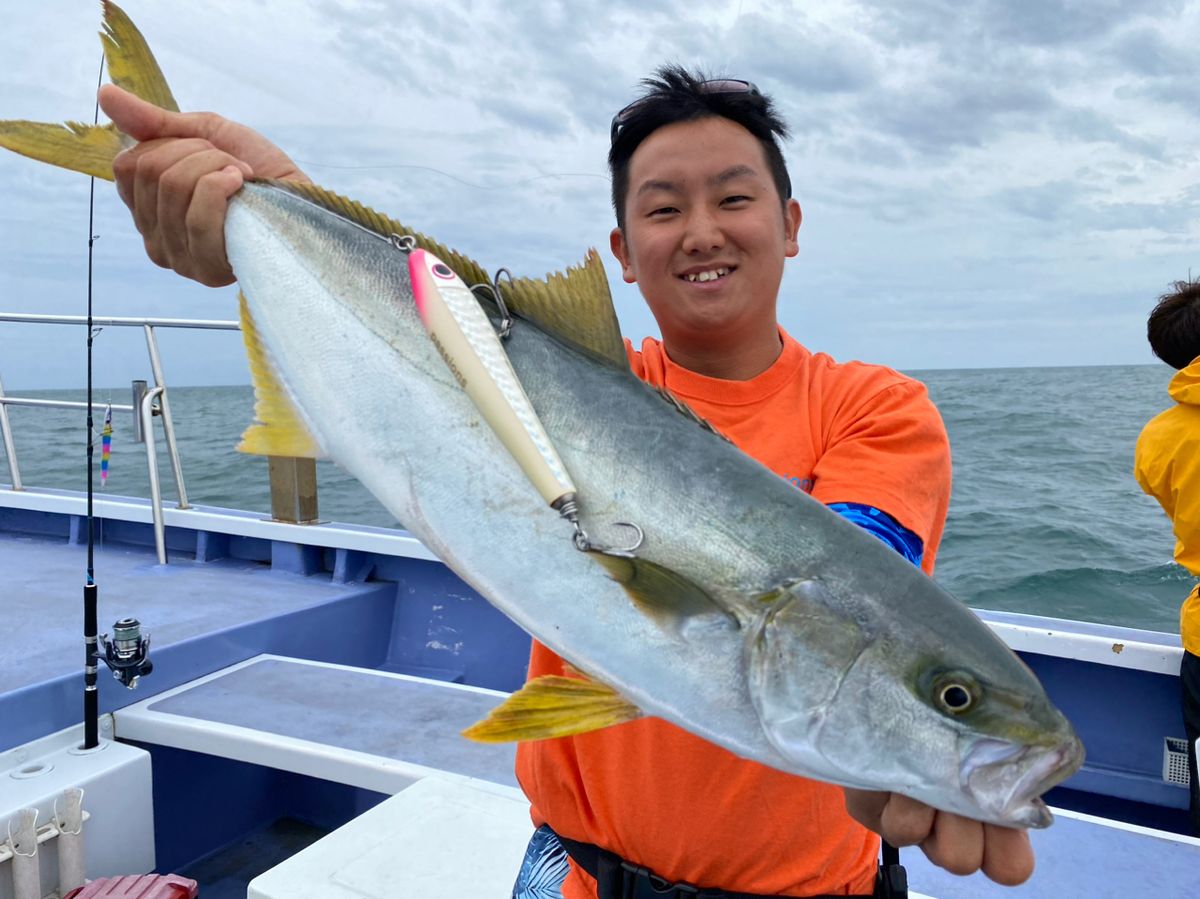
[407,247,584,528]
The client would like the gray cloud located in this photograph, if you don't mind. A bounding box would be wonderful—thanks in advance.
[2,0,1198,388]
[1108,24,1192,77]
[995,180,1097,222]
[723,12,882,94]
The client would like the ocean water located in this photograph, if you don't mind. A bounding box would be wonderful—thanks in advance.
[1,364,1192,635]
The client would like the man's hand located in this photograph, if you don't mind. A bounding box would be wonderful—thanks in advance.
[844,789,1035,886]
[97,84,310,287]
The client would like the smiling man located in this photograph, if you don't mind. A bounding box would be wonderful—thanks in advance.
[98,64,1034,899]
[611,111,800,381]
[514,67,985,899]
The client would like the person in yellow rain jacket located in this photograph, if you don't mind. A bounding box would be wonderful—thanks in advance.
[1134,279,1200,835]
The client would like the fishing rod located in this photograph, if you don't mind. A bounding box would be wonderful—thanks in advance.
[82,53,104,751]
[82,54,152,751]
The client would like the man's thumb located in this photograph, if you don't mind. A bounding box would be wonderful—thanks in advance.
[98,84,212,143]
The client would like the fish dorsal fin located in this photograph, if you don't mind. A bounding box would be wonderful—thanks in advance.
[235,293,322,458]
[264,179,493,287]
[264,181,626,367]
[588,553,736,629]
[462,674,642,743]
[498,252,627,368]
[101,1,179,112]
[0,121,121,181]
[652,386,733,444]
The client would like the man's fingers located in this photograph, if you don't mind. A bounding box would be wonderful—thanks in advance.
[184,167,242,287]
[845,790,1036,886]
[878,793,936,846]
[157,149,243,277]
[921,813,984,876]
[123,138,212,240]
[842,789,890,833]
[980,824,1034,886]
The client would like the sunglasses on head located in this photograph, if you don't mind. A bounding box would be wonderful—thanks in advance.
[609,78,761,146]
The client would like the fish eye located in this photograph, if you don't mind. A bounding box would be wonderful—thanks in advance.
[931,672,979,715]
[940,684,972,712]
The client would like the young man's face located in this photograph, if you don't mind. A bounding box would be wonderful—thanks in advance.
[610,116,801,352]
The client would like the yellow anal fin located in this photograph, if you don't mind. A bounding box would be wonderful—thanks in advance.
[236,293,321,458]
[0,121,120,181]
[462,675,642,743]
[101,1,179,112]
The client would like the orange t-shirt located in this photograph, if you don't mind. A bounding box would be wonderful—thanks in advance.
[515,329,952,897]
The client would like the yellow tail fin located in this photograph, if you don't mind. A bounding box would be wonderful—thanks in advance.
[0,2,176,180]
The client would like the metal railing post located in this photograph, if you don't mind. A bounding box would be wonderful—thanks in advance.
[0,373,22,490]
[0,314,250,557]
[131,380,148,443]
[140,386,168,565]
[142,324,189,510]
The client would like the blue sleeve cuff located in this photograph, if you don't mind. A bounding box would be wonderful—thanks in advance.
[827,502,924,567]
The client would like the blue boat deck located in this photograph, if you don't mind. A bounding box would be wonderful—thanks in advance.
[0,491,533,755]
[114,655,518,791]
[2,531,377,696]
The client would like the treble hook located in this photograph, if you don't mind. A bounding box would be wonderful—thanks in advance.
[466,280,514,342]
[490,268,516,340]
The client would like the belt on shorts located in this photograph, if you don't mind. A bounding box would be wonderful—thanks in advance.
[554,832,906,899]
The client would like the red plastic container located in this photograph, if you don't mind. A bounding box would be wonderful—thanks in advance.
[64,874,199,898]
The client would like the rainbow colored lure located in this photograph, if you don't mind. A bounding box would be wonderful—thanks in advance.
[100,404,112,488]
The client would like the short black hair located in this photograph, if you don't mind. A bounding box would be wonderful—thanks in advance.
[608,64,792,231]
[1148,280,1200,369]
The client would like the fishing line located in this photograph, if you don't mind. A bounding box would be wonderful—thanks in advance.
[83,51,104,751]
[291,159,605,191]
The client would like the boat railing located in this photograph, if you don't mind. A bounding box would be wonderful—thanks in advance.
[0,313,320,564]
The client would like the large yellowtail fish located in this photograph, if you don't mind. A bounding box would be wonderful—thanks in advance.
[0,1,1083,826]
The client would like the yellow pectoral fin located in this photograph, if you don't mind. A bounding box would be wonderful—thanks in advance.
[462,675,642,743]
[236,293,321,459]
[588,552,735,628]
[0,121,121,181]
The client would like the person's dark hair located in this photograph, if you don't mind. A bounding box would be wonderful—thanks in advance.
[1148,280,1200,369]
[608,65,792,231]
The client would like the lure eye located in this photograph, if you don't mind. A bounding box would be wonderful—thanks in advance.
[432,263,455,279]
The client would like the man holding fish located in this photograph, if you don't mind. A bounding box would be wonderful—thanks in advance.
[96,67,1036,898]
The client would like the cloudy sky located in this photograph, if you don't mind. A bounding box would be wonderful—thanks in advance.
[0,0,1196,389]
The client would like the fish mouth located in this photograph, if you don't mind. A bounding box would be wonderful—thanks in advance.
[963,735,1085,828]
